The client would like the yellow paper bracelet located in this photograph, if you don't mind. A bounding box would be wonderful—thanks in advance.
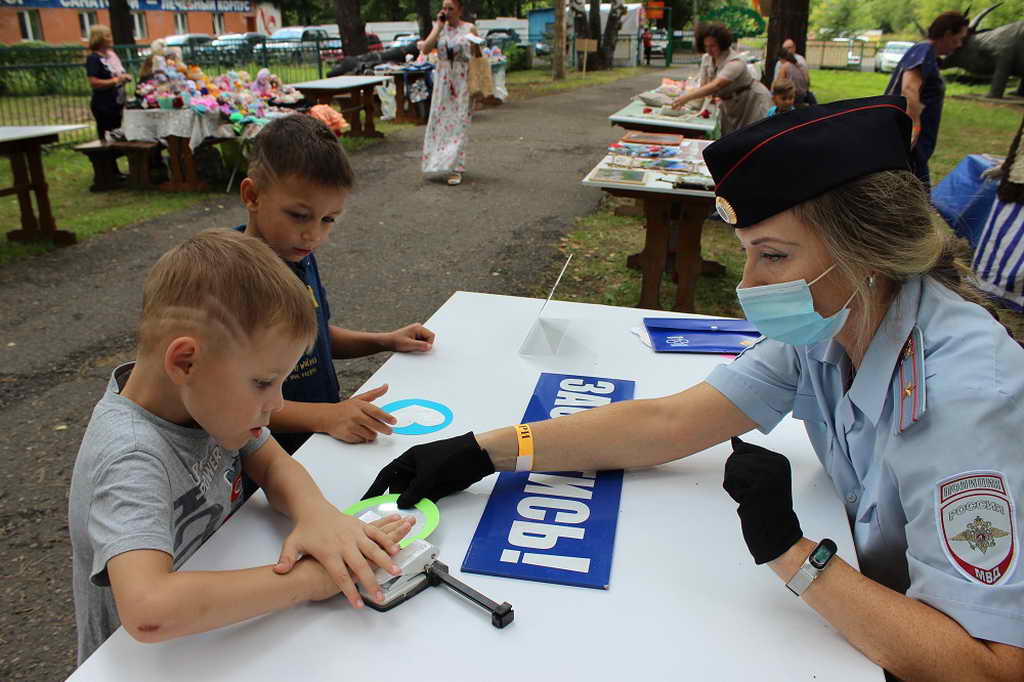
[514,423,534,472]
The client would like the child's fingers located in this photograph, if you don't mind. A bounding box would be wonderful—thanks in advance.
[319,553,365,608]
[274,537,302,574]
[362,404,397,430]
[351,384,388,402]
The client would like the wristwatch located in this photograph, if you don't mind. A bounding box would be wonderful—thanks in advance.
[786,538,837,597]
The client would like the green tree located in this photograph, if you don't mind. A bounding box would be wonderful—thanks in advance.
[857,0,916,34]
[810,0,858,37]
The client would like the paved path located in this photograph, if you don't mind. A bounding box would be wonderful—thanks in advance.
[0,66,691,679]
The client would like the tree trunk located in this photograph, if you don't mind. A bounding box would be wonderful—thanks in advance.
[107,0,135,47]
[335,0,369,56]
[599,0,625,69]
[569,0,590,38]
[417,0,432,38]
[588,0,601,47]
[553,0,566,79]
[762,0,809,89]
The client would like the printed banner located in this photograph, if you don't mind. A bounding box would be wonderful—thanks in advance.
[0,0,253,13]
[462,373,634,589]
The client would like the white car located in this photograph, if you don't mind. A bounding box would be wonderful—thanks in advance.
[876,41,915,73]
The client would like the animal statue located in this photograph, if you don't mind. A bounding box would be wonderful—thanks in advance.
[940,5,1024,98]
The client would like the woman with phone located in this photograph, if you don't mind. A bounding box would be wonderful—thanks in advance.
[418,0,480,186]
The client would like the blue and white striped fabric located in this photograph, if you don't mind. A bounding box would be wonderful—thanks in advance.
[973,198,1024,312]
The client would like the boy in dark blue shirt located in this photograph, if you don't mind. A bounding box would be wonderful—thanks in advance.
[238,115,435,459]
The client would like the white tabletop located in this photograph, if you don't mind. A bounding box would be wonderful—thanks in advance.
[69,292,881,681]
[0,125,87,144]
[288,75,390,90]
[610,99,718,134]
[582,145,716,199]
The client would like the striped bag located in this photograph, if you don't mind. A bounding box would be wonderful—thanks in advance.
[973,198,1024,311]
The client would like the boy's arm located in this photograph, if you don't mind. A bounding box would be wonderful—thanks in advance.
[243,438,402,606]
[269,391,397,443]
[329,323,433,359]
[107,549,336,643]
[108,511,415,644]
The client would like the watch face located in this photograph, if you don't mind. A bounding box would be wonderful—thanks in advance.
[809,539,837,569]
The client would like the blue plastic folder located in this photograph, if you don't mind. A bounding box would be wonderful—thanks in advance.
[643,317,760,354]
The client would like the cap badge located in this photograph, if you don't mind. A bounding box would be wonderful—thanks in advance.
[715,196,737,225]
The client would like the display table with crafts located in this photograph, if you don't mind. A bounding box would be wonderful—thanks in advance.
[583,134,716,312]
[609,99,719,138]
[121,109,236,192]
[68,291,882,682]
[375,67,432,125]
[2,124,87,245]
[289,75,391,137]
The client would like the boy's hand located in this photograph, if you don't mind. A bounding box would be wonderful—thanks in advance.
[321,385,397,443]
[274,504,403,608]
[367,513,416,545]
[387,323,435,352]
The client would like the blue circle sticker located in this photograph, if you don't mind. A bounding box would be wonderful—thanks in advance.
[380,398,454,436]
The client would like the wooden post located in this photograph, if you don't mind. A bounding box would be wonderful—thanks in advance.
[553,0,566,80]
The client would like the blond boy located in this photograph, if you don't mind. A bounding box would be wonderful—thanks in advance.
[69,229,411,664]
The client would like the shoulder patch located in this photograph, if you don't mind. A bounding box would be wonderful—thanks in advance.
[935,470,1018,586]
[893,327,927,435]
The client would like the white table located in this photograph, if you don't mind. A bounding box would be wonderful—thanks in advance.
[288,75,391,137]
[69,293,882,681]
[582,144,715,312]
[609,99,719,138]
[2,125,87,246]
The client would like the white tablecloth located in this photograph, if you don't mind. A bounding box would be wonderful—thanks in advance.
[122,109,226,150]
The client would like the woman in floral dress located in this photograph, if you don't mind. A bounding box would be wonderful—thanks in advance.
[419,0,479,185]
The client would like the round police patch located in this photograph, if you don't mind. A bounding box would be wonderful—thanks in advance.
[935,471,1018,586]
[715,196,737,225]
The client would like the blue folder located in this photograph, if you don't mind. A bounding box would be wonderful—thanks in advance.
[643,317,760,354]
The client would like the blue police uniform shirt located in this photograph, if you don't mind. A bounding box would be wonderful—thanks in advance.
[233,226,340,454]
[706,276,1024,648]
[886,42,944,159]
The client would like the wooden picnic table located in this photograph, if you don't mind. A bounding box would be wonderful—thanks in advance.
[2,125,87,246]
[581,141,716,313]
[609,99,719,139]
[289,75,391,137]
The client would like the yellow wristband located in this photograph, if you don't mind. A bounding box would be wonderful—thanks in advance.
[514,423,534,472]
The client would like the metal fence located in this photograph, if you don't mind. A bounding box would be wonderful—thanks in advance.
[0,41,331,147]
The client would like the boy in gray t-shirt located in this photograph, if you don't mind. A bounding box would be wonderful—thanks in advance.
[69,229,412,665]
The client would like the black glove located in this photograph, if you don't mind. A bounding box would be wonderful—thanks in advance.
[723,437,803,565]
[363,432,495,508]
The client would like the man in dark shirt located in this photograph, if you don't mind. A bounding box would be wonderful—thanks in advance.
[885,11,968,187]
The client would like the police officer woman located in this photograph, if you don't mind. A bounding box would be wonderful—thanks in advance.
[365,96,1024,680]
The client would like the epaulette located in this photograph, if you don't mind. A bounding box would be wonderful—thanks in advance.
[893,326,927,435]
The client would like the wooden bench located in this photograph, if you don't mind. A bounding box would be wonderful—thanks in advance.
[73,140,162,192]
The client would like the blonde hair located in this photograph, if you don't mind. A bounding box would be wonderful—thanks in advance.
[772,78,795,97]
[138,229,317,356]
[88,25,113,52]
[792,170,996,345]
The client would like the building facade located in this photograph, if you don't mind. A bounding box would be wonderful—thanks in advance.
[0,0,283,46]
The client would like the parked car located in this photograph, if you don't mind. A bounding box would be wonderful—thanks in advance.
[876,40,914,73]
[650,29,669,57]
[485,28,522,50]
[832,37,867,66]
[211,32,267,48]
[267,27,336,62]
[161,33,215,60]
[387,33,419,49]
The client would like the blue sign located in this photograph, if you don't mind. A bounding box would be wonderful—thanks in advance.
[462,373,634,589]
[380,398,453,436]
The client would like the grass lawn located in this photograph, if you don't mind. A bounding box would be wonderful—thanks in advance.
[545,69,1024,338]
[0,65,644,265]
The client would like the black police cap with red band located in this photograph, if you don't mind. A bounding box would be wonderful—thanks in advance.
[702,95,913,228]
